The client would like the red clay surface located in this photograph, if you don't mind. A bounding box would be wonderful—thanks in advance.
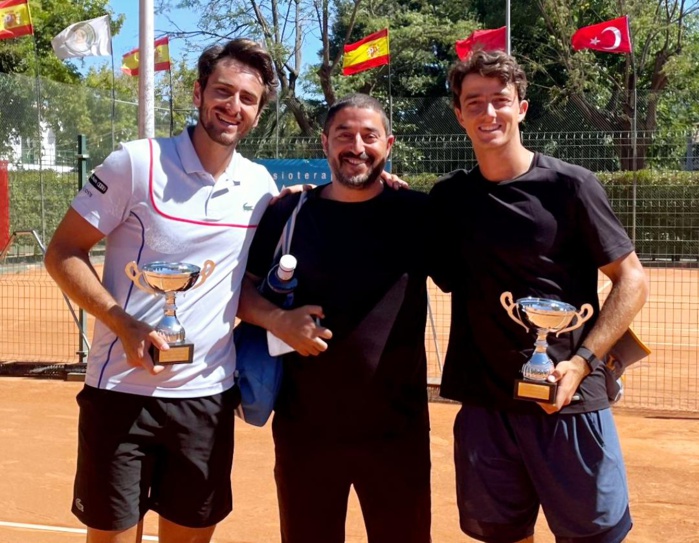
[3,267,698,412]
[0,379,698,543]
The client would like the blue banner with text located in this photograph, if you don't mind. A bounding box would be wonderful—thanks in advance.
[254,159,331,188]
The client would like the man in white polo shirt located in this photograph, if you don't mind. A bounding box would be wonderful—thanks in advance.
[45,38,278,543]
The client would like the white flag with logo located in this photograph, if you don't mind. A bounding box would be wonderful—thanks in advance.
[51,15,112,59]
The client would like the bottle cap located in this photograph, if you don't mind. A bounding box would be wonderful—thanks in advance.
[277,254,297,280]
[279,254,297,272]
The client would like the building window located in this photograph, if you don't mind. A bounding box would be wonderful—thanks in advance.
[20,137,38,164]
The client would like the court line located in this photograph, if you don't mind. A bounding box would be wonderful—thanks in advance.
[0,520,159,541]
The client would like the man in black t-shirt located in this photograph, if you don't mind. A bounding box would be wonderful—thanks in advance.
[428,51,648,543]
[238,94,431,543]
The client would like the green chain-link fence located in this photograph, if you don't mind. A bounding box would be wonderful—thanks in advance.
[1,73,698,413]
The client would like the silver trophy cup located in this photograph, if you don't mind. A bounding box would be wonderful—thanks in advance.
[500,292,593,403]
[125,260,215,364]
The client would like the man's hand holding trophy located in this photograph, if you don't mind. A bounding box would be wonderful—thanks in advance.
[125,260,215,365]
[500,292,593,408]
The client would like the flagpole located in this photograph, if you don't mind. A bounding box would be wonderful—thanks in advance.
[387,29,393,173]
[506,0,511,54]
[110,50,116,150]
[31,39,46,243]
[168,66,174,137]
[388,61,393,136]
[138,0,155,138]
[631,61,638,246]
[275,94,280,159]
[629,21,638,246]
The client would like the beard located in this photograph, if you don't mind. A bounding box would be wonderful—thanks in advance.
[330,152,387,190]
[197,99,248,148]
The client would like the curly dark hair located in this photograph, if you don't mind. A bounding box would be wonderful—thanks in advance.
[448,50,527,109]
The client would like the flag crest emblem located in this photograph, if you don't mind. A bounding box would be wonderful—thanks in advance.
[342,28,390,76]
[63,22,98,56]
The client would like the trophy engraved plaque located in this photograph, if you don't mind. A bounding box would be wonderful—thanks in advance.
[125,260,215,364]
[500,292,593,404]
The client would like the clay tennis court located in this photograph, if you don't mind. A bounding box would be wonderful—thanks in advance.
[3,265,698,411]
[1,264,698,541]
[1,379,698,543]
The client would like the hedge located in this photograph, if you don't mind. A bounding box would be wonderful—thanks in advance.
[7,168,698,262]
[7,169,78,251]
[404,170,699,262]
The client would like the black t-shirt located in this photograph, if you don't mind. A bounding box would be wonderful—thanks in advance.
[246,186,430,441]
[428,153,635,414]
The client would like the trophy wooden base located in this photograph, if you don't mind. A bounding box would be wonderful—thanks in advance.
[149,343,194,365]
[514,379,557,404]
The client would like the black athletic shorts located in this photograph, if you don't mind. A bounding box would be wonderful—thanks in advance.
[72,384,239,531]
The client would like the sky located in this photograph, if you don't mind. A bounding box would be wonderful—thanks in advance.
[81,1,197,74]
[80,1,319,77]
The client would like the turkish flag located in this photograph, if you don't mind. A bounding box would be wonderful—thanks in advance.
[571,16,632,54]
[455,27,507,60]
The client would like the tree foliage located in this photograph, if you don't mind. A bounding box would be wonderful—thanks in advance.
[6,0,697,172]
[160,0,479,136]
[0,0,123,82]
[484,0,699,169]
[161,0,333,136]
[305,0,476,134]
[0,0,124,158]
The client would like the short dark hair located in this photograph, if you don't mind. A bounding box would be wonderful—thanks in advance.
[197,38,278,111]
[448,50,527,109]
[323,93,391,135]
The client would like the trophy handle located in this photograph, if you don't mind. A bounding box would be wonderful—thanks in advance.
[192,260,216,290]
[555,303,594,336]
[500,292,529,332]
[124,261,157,295]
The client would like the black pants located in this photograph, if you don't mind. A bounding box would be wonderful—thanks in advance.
[273,428,432,543]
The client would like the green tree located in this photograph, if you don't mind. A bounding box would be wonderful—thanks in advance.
[0,0,123,82]
[465,0,699,169]
[77,64,194,167]
[162,0,479,136]
[0,0,124,158]
[161,0,366,136]
[158,59,198,135]
[311,0,476,134]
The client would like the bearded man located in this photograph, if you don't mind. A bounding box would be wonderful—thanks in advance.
[237,93,432,543]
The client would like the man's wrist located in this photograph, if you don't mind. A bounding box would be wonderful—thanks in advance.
[576,346,603,372]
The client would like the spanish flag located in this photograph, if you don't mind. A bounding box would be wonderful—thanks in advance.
[0,0,33,41]
[342,28,390,76]
[121,36,171,76]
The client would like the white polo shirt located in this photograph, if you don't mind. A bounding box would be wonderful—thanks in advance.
[71,128,278,397]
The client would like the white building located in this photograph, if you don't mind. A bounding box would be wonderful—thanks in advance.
[3,123,73,173]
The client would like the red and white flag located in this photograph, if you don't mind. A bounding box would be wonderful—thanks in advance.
[455,27,506,60]
[571,16,632,54]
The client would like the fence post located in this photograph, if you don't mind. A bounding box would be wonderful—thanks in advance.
[76,135,89,364]
[0,161,8,252]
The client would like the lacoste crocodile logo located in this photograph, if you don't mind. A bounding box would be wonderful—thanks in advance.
[243,203,253,211]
